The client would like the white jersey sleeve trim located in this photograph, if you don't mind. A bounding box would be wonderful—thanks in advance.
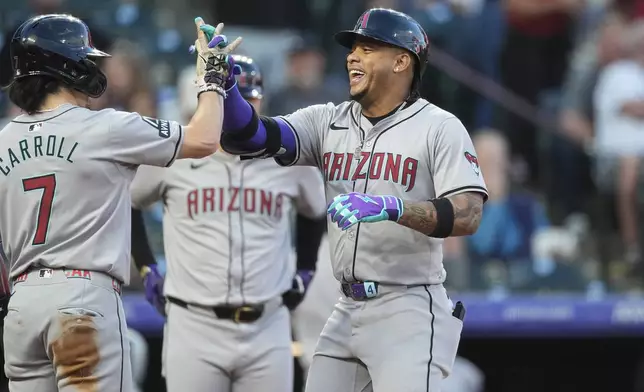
[438,185,489,200]
[274,117,300,167]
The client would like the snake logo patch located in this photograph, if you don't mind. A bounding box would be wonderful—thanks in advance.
[464,152,480,176]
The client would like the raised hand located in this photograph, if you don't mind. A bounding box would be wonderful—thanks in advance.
[197,22,242,89]
[327,192,404,230]
[191,17,243,97]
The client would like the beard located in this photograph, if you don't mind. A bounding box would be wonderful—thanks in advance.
[349,89,367,103]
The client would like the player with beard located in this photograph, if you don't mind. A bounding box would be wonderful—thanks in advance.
[201,8,486,392]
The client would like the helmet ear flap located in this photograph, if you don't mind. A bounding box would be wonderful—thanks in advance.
[77,58,107,98]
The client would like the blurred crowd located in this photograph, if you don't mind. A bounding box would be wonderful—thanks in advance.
[2,0,644,298]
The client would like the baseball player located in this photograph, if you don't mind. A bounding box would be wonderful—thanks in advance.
[0,15,240,392]
[201,7,487,392]
[129,55,327,392]
[292,236,486,392]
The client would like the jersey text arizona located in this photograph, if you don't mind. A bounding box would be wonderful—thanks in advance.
[322,151,418,192]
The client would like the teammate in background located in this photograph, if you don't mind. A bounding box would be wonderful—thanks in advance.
[130,55,327,392]
[0,15,238,391]
[202,8,487,391]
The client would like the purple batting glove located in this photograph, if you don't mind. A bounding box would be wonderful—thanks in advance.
[224,56,242,90]
[327,192,403,231]
[294,269,314,291]
[141,265,166,316]
[282,269,315,310]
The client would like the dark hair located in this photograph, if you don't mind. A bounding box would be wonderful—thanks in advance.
[407,57,422,102]
[6,76,63,115]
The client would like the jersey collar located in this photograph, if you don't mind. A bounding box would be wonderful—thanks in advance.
[350,98,428,133]
[12,104,79,124]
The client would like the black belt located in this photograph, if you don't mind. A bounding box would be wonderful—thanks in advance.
[166,296,264,323]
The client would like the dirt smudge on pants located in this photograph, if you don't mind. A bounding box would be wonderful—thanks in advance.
[49,314,100,391]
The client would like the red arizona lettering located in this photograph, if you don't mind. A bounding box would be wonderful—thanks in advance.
[352,152,370,180]
[323,151,418,192]
[322,152,332,179]
[187,187,281,217]
[342,153,354,180]
[330,153,344,181]
[228,187,240,211]
[368,152,386,180]
[260,190,273,215]
[187,189,198,219]
[244,188,256,213]
[383,153,401,183]
[275,193,284,219]
[401,157,418,192]
[202,188,215,212]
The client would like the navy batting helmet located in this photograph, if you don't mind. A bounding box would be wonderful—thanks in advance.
[334,8,429,80]
[10,14,110,97]
[233,55,263,100]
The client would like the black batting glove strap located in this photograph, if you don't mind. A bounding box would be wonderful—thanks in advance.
[209,54,230,81]
[198,54,230,97]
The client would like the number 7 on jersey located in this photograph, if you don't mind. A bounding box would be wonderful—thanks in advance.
[22,174,57,246]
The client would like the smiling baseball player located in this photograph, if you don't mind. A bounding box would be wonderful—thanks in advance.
[0,15,238,392]
[129,54,327,392]
[201,8,487,392]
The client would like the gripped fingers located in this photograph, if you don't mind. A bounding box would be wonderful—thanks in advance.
[194,17,209,52]
[226,36,243,53]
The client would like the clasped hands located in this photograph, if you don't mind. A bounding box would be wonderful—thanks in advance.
[189,17,243,97]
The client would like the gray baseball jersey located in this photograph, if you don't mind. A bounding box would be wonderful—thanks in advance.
[0,104,184,283]
[276,98,488,285]
[130,152,326,305]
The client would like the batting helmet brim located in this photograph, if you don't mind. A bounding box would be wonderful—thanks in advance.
[334,29,401,51]
[22,37,112,60]
[85,47,111,58]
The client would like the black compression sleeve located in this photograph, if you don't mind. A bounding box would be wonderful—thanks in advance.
[295,214,326,271]
[131,208,157,269]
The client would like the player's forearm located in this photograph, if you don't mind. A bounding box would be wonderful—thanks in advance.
[295,214,326,271]
[130,208,157,270]
[181,92,223,158]
[397,192,484,237]
[221,84,297,160]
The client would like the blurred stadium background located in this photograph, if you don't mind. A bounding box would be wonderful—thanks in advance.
[4,0,644,391]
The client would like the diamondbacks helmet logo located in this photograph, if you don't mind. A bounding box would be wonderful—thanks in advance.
[464,152,480,176]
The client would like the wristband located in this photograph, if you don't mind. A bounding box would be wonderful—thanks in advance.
[197,84,227,98]
[429,198,454,238]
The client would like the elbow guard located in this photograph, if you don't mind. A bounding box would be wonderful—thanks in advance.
[220,105,284,159]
